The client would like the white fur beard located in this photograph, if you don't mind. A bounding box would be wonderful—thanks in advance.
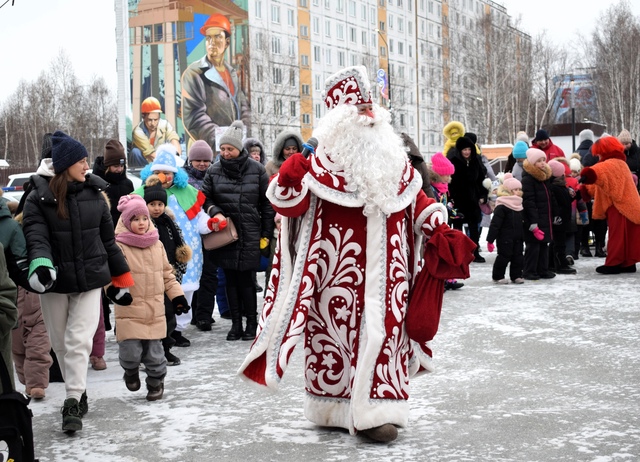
[314,105,408,216]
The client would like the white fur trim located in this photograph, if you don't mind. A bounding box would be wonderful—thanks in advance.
[414,202,447,235]
[267,175,309,209]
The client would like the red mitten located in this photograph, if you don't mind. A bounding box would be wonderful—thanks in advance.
[219,219,227,230]
[207,217,219,231]
[579,166,597,185]
[487,242,495,253]
[278,154,310,187]
[532,227,545,241]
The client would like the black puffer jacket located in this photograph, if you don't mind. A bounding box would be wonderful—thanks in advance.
[521,161,557,243]
[549,177,573,236]
[22,174,130,293]
[447,137,487,223]
[576,139,593,161]
[201,150,275,271]
[92,156,134,226]
[486,204,524,245]
[625,140,640,177]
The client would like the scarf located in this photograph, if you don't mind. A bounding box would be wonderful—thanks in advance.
[495,195,523,211]
[431,182,449,195]
[116,228,159,248]
[167,185,205,220]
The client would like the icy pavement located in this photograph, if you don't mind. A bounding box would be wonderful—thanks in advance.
[26,250,640,462]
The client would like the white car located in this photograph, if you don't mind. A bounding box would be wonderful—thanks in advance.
[2,170,142,203]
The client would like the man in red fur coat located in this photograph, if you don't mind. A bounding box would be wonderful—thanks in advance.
[238,66,474,442]
[580,136,640,274]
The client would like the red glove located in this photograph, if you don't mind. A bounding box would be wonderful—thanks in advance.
[532,227,545,241]
[278,154,310,187]
[487,242,495,253]
[579,166,597,185]
[207,217,228,231]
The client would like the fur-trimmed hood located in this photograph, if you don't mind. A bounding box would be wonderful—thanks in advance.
[270,130,303,169]
[522,159,552,181]
[243,137,267,164]
[443,121,465,156]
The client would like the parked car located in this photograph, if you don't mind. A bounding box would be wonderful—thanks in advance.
[1,170,142,203]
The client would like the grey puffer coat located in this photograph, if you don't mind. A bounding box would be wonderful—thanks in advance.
[201,150,274,271]
[22,174,130,293]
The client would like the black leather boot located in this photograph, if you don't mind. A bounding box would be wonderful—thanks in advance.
[240,285,258,341]
[225,289,244,341]
[594,242,607,257]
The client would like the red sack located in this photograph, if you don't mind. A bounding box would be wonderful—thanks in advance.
[406,225,476,344]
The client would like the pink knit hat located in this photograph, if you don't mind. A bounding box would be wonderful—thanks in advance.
[502,173,522,192]
[526,148,546,164]
[430,152,455,176]
[548,160,565,178]
[117,195,150,230]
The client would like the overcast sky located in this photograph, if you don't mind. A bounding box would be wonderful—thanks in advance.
[0,0,639,103]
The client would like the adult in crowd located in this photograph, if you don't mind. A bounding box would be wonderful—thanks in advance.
[531,129,565,161]
[447,135,488,262]
[576,129,594,160]
[181,13,250,150]
[131,97,182,166]
[466,132,494,181]
[239,66,474,443]
[201,121,274,342]
[182,140,218,332]
[401,132,435,199]
[0,243,17,394]
[91,139,135,341]
[265,130,303,178]
[618,130,640,190]
[580,136,640,274]
[135,146,209,347]
[22,131,133,433]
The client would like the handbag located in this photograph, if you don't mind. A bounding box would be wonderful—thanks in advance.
[202,217,239,250]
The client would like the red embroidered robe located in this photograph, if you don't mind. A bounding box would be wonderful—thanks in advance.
[238,146,447,434]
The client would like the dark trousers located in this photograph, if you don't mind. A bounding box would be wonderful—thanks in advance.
[492,238,524,281]
[453,217,480,248]
[194,249,218,323]
[550,224,567,268]
[523,240,550,277]
[161,294,177,351]
[224,269,257,319]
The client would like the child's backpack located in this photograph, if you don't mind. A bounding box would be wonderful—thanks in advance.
[0,353,36,462]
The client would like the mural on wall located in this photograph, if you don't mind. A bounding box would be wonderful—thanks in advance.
[550,74,600,125]
[128,0,250,162]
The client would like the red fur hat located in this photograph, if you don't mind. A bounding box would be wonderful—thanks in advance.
[592,136,626,161]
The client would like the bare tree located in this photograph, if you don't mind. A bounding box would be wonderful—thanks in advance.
[586,0,640,137]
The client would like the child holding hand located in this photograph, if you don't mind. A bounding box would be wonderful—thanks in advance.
[110,195,189,401]
[486,174,525,284]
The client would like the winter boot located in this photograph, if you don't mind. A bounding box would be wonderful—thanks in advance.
[61,398,83,433]
[580,245,593,257]
[473,250,486,263]
[359,424,398,442]
[225,289,244,341]
[243,317,257,341]
[240,285,258,341]
[594,242,607,258]
[124,370,141,392]
[146,382,164,401]
[164,345,181,366]
[79,391,88,417]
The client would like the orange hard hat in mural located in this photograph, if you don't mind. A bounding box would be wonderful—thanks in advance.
[200,14,231,37]
[141,97,162,114]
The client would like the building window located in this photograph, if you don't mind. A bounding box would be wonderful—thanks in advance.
[379,21,385,31]
[313,17,320,34]
[389,38,394,53]
[337,23,344,40]
[314,46,321,62]
[271,37,281,54]
[300,25,309,37]
[289,69,296,86]
[389,14,394,29]
[300,0,308,6]
[275,99,283,116]
[349,0,356,16]
[350,27,356,43]
[325,20,331,37]
[271,5,280,24]
[380,46,387,57]
[326,49,332,64]
[361,31,367,45]
[337,0,344,13]
[290,101,297,117]
[301,54,309,66]
[398,41,404,55]
[287,9,295,26]
[257,97,263,114]
[256,65,263,82]
[315,103,322,119]
[255,1,262,19]
[273,67,283,84]
[303,114,311,124]
[302,84,310,95]
[338,51,345,66]
[361,5,367,21]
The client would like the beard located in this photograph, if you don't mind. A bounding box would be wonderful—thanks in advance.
[314,104,408,216]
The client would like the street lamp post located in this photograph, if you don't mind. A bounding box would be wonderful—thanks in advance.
[570,75,576,153]
[375,28,391,111]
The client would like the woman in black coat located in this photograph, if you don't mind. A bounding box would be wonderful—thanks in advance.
[22,131,132,433]
[521,148,558,279]
[447,135,487,262]
[201,121,274,342]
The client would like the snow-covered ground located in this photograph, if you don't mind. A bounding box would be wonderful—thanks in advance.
[26,247,640,461]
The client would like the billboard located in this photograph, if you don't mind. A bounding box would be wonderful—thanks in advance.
[550,74,600,125]
[127,0,250,163]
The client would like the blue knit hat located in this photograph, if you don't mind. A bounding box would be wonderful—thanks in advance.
[51,131,88,174]
[513,141,528,159]
[150,144,179,173]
